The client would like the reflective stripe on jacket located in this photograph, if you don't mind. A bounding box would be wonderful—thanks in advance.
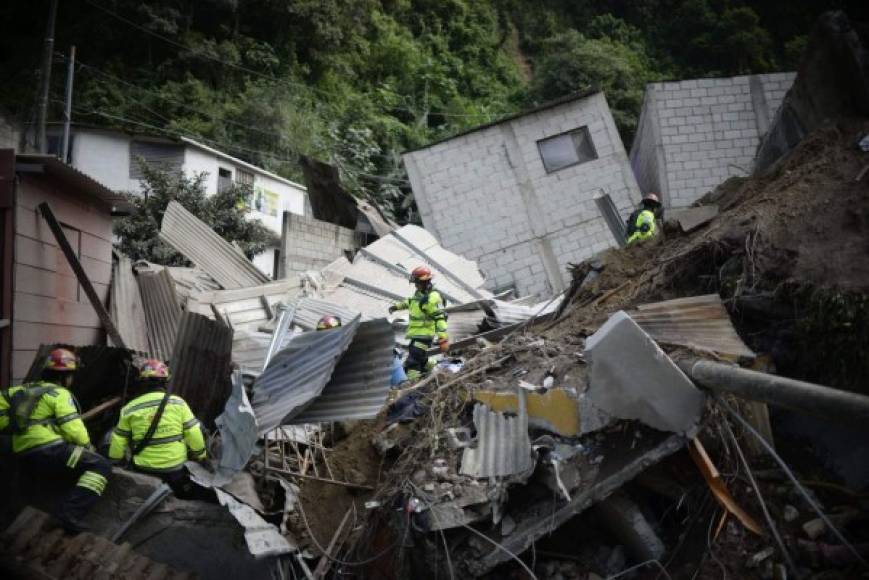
[0,382,90,453]
[392,289,448,341]
[626,209,658,245]
[108,391,206,472]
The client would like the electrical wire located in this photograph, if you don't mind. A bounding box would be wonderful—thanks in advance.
[457,522,539,580]
[295,498,408,567]
[83,0,497,121]
[719,413,800,578]
[717,395,868,569]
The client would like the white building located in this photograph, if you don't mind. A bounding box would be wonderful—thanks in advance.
[403,91,641,298]
[630,72,795,209]
[46,125,308,277]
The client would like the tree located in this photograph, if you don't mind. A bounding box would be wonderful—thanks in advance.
[527,29,658,145]
[113,163,273,265]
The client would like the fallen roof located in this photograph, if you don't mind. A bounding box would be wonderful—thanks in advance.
[109,254,150,353]
[252,315,361,435]
[287,318,393,424]
[159,200,270,289]
[138,267,181,362]
[628,294,755,359]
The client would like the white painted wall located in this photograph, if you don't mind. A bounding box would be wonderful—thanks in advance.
[71,130,140,192]
[184,146,220,195]
[404,92,640,298]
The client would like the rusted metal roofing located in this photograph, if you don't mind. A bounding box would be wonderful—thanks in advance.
[628,294,755,359]
[252,315,361,435]
[169,311,234,426]
[460,397,535,479]
[0,506,193,579]
[159,200,269,289]
[288,318,393,424]
[186,278,301,332]
[138,268,181,361]
[110,255,150,354]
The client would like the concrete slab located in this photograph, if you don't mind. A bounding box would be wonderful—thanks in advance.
[584,311,705,434]
[676,205,718,232]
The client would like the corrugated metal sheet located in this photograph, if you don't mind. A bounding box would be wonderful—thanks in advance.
[169,311,234,426]
[460,398,534,479]
[134,260,222,307]
[186,278,302,332]
[109,255,150,353]
[232,330,273,372]
[252,316,361,435]
[138,268,181,361]
[288,318,393,424]
[290,297,361,331]
[629,294,755,358]
[215,370,259,474]
[1,506,193,579]
[159,200,269,289]
[391,225,488,293]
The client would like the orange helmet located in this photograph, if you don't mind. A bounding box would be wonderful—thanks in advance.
[140,359,170,379]
[643,192,661,206]
[316,315,342,331]
[46,348,77,372]
[410,266,433,283]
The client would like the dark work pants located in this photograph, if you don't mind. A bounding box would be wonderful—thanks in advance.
[19,442,111,522]
[133,464,213,501]
[404,337,433,377]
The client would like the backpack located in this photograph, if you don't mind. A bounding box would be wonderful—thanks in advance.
[625,208,641,239]
[1,385,54,434]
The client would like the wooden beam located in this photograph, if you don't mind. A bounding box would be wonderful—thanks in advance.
[81,396,122,421]
[37,202,125,348]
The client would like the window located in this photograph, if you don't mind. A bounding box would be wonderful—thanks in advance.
[537,127,597,173]
[235,168,254,187]
[218,167,233,193]
[129,141,184,179]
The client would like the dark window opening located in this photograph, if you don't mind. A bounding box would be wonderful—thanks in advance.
[218,167,233,193]
[537,127,598,173]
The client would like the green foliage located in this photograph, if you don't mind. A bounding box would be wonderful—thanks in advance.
[527,29,658,144]
[0,0,857,216]
[113,163,273,265]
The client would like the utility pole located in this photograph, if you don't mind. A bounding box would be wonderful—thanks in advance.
[61,45,75,162]
[35,0,59,153]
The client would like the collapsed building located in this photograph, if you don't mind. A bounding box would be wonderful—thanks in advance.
[2,10,869,580]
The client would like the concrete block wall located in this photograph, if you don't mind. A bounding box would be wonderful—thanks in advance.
[630,72,796,209]
[404,92,641,298]
[279,212,364,278]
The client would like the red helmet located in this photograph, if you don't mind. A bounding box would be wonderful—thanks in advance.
[410,266,433,283]
[643,192,661,206]
[140,359,170,379]
[46,348,77,372]
[316,315,342,330]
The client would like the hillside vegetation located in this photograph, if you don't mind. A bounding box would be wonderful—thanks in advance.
[1,0,862,220]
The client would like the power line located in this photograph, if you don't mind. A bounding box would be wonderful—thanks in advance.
[83,0,498,121]
[62,102,412,186]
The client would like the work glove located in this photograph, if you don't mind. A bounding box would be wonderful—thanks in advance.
[388,305,398,314]
[438,339,450,354]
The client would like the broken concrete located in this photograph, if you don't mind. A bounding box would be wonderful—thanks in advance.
[585,311,705,434]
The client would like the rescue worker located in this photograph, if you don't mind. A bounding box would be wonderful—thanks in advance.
[316,315,342,330]
[0,348,111,532]
[626,192,663,245]
[388,266,449,380]
[108,359,207,496]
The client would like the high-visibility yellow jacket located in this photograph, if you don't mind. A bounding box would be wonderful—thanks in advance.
[626,209,658,245]
[108,391,206,472]
[0,382,90,453]
[393,289,448,341]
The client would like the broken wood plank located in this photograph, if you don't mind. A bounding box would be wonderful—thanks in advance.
[312,507,353,579]
[81,397,122,421]
[37,202,125,348]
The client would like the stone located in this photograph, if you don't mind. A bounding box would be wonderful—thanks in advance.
[783,505,799,522]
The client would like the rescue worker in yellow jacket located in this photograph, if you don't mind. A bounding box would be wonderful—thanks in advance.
[388,266,449,380]
[0,348,111,532]
[626,192,663,245]
[108,359,206,495]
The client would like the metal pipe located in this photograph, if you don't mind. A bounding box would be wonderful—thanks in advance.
[61,45,75,162]
[678,358,869,423]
